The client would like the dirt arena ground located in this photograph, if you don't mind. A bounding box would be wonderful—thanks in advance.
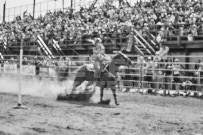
[0,90,203,135]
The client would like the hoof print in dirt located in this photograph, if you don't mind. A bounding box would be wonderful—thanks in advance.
[98,99,111,105]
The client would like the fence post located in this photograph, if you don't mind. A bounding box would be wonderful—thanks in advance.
[13,40,27,109]
[139,57,144,92]
[33,0,36,19]
[198,71,201,91]
[3,1,6,22]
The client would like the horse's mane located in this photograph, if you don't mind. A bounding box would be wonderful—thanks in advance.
[106,52,124,72]
[111,51,122,60]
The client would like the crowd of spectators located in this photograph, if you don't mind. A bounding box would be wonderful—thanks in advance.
[1,0,203,49]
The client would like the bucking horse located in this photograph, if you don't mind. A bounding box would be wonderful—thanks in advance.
[57,51,132,105]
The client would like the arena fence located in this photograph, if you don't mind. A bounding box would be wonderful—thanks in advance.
[0,55,202,93]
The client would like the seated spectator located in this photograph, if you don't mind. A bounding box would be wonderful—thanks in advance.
[156,27,165,43]
[166,22,175,36]
[179,25,187,36]
[182,79,193,91]
[187,32,193,41]
[22,57,29,65]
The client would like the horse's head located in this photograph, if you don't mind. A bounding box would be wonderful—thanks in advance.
[113,51,132,67]
[105,51,132,77]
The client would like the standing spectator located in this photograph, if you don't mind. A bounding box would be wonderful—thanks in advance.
[133,55,145,89]
[195,60,203,91]
[164,59,173,90]
[34,56,40,76]
[126,31,134,52]
[156,43,169,62]
[156,27,165,43]
[154,59,165,90]
[144,56,154,90]
[173,58,181,91]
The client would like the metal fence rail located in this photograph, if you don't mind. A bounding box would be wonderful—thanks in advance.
[0,55,202,94]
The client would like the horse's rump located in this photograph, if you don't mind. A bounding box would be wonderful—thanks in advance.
[73,64,95,88]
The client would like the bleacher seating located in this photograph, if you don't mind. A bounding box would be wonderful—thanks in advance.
[1,0,203,56]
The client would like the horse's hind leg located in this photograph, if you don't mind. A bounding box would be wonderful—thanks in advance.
[100,86,104,103]
[112,89,119,105]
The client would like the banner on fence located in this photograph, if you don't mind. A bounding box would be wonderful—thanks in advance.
[22,65,36,76]
[4,64,18,74]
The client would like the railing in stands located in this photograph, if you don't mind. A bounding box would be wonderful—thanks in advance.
[133,29,156,54]
[2,25,203,58]
[133,36,149,56]
[148,23,203,42]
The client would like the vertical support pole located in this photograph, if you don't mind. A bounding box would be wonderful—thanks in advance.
[13,40,27,109]
[14,7,16,19]
[71,0,73,8]
[40,2,41,15]
[119,0,121,6]
[3,1,6,22]
[139,56,144,92]
[198,71,201,91]
[18,41,23,106]
[185,48,189,75]
[20,6,22,17]
[55,0,56,11]
[47,1,48,13]
[33,0,36,19]
[62,0,64,12]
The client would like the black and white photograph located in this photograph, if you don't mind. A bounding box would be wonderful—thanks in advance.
[0,0,203,134]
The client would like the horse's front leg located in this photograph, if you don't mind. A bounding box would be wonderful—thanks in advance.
[112,88,119,105]
[100,86,104,103]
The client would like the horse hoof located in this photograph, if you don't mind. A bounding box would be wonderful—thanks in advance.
[115,103,120,106]
[98,99,111,105]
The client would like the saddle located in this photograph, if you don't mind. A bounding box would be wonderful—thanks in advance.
[86,63,107,78]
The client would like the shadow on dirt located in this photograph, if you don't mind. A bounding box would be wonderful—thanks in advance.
[57,100,116,109]
[56,93,115,108]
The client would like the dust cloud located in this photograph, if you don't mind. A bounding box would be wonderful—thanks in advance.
[0,74,73,98]
[0,74,102,104]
